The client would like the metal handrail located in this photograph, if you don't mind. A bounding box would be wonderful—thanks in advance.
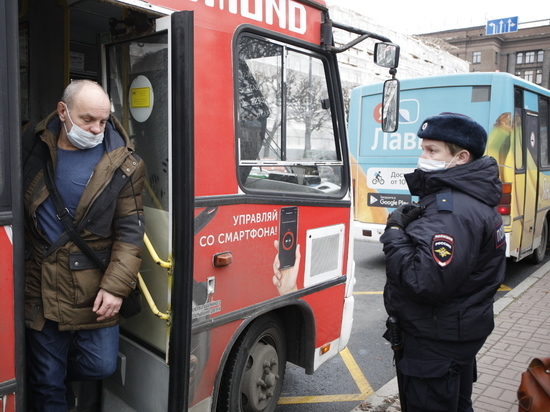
[138,273,170,321]
[138,232,172,321]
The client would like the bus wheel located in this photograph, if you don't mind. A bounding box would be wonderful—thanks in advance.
[217,313,287,412]
[532,218,548,264]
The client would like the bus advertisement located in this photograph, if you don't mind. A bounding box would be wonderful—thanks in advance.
[0,0,400,411]
[349,72,550,264]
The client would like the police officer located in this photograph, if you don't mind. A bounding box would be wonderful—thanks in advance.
[381,112,506,412]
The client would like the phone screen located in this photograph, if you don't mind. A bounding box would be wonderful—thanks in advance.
[279,206,298,269]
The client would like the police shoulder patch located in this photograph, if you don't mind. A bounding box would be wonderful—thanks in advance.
[432,233,454,267]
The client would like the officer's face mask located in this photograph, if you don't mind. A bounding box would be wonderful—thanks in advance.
[417,153,460,172]
[62,103,104,150]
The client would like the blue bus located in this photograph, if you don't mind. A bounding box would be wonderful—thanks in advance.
[349,72,550,263]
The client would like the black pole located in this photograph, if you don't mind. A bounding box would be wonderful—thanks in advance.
[168,10,195,412]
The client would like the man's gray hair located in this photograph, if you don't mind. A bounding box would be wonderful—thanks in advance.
[61,80,107,109]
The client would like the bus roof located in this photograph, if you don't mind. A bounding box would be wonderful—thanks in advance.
[354,72,550,97]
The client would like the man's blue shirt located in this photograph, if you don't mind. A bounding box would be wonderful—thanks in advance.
[37,143,105,243]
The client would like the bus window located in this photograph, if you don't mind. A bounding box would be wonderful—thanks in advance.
[472,86,491,102]
[514,88,524,170]
[540,98,549,169]
[237,34,343,196]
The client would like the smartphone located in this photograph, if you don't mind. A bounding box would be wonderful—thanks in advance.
[279,206,298,269]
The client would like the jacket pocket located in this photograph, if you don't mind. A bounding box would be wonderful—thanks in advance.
[70,250,111,308]
[69,250,111,270]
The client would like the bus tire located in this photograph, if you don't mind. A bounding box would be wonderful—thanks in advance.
[217,313,287,412]
[532,218,548,264]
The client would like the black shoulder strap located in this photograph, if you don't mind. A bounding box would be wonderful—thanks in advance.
[43,153,107,272]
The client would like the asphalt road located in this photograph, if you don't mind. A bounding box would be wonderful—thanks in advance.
[276,240,549,412]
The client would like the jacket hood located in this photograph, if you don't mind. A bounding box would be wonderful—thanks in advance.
[405,156,502,207]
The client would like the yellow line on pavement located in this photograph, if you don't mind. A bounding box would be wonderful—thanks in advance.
[277,393,367,404]
[341,347,374,397]
[278,348,373,404]
[356,285,513,294]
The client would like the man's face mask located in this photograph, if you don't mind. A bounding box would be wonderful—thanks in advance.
[62,103,104,149]
[417,153,460,172]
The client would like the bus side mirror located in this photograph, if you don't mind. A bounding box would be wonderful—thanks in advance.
[374,42,400,69]
[382,78,400,133]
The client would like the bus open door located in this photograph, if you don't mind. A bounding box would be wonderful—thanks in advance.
[517,90,544,261]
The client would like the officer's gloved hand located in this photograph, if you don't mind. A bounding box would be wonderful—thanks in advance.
[386,203,422,230]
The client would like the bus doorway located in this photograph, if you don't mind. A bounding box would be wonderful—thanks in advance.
[19,2,194,410]
[520,108,540,259]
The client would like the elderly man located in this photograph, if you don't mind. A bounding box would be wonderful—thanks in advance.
[23,80,146,411]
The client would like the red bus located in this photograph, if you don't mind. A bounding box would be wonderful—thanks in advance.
[0,0,399,411]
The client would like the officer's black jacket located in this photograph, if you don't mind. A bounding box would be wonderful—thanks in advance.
[381,156,506,342]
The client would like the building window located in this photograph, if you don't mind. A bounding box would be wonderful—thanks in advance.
[472,51,481,64]
[524,70,534,82]
[526,51,535,63]
[517,52,523,64]
[538,51,544,62]
[537,70,543,85]
[495,52,499,65]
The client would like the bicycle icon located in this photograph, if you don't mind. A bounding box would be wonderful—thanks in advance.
[372,171,385,185]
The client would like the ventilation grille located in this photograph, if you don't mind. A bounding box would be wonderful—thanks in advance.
[310,234,340,277]
[304,224,345,287]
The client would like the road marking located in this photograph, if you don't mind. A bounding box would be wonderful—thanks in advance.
[355,285,513,294]
[278,347,374,404]
[341,347,374,397]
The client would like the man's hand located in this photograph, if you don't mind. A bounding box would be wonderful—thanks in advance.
[386,203,422,230]
[93,289,123,321]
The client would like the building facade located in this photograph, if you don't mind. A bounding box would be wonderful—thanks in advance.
[420,20,550,89]
[327,6,469,88]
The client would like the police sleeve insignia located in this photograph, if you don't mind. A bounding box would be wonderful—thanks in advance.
[432,234,454,267]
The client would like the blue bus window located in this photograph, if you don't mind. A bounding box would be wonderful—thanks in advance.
[472,86,491,102]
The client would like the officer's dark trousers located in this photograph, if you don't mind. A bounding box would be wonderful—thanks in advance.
[397,334,486,412]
